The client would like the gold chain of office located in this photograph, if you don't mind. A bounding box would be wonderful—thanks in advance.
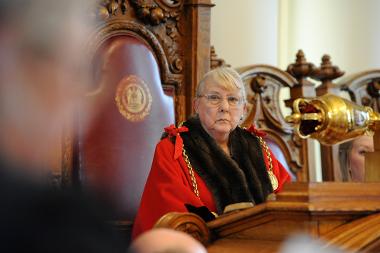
[182,136,278,199]
[258,136,279,191]
[182,145,200,198]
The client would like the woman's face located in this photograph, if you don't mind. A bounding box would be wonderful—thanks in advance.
[349,135,374,181]
[194,79,246,141]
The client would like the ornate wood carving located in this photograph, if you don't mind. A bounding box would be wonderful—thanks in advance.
[312,54,345,96]
[154,212,210,245]
[96,0,184,24]
[286,50,316,86]
[94,1,185,79]
[91,0,214,123]
[129,0,186,77]
[285,50,317,182]
[131,0,183,25]
[237,65,304,180]
[339,69,380,113]
[210,46,229,69]
[285,50,316,107]
[88,20,175,84]
[97,0,128,19]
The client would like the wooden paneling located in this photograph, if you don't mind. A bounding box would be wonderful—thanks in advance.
[156,182,380,252]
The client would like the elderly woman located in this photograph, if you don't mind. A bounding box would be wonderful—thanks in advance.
[132,67,290,238]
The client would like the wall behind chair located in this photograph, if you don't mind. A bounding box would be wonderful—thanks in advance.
[211,0,380,72]
[210,0,279,68]
[279,0,380,74]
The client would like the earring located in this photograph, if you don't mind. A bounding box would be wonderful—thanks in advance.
[240,115,244,121]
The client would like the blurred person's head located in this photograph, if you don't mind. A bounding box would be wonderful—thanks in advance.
[280,234,344,253]
[0,0,93,175]
[129,228,207,253]
[338,135,374,181]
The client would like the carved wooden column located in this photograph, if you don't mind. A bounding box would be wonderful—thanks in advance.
[311,54,345,181]
[314,55,345,96]
[183,0,214,117]
[210,46,230,69]
[286,50,316,181]
[286,50,316,106]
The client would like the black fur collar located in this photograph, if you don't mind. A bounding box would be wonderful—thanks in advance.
[180,117,273,214]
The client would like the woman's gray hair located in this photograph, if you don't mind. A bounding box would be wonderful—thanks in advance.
[196,67,247,103]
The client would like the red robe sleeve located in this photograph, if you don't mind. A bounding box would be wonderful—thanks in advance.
[131,138,215,239]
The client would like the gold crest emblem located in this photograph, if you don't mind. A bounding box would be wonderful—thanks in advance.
[115,75,152,122]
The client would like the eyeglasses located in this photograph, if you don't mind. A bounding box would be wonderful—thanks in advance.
[198,94,243,107]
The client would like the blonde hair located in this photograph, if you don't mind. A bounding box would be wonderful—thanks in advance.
[338,140,353,181]
[196,67,246,103]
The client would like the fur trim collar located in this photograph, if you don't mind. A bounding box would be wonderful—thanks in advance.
[181,117,273,214]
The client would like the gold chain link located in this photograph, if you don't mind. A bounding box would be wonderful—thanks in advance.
[182,145,200,198]
[258,136,273,172]
[258,136,278,191]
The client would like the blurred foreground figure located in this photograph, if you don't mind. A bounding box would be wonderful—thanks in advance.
[129,228,207,253]
[280,234,344,253]
[0,0,125,252]
[0,0,91,173]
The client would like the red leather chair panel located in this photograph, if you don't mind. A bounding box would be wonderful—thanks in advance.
[78,35,175,220]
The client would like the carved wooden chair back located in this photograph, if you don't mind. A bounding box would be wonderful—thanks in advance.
[339,70,380,111]
[237,65,307,181]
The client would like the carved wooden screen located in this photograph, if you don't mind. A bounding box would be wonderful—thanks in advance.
[237,65,307,181]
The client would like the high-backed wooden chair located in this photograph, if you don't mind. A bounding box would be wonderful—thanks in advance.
[59,0,214,238]
[237,65,307,181]
[78,34,176,219]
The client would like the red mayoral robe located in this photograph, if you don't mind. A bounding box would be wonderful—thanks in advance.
[132,124,290,239]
